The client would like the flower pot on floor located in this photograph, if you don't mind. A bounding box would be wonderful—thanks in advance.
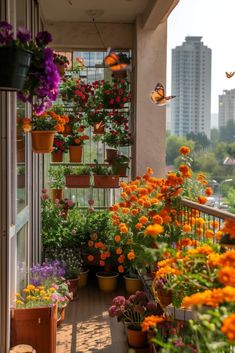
[69,146,82,163]
[65,174,90,188]
[31,131,55,153]
[51,150,63,162]
[78,269,90,288]
[93,175,119,188]
[93,121,105,134]
[96,271,119,292]
[0,47,32,91]
[67,278,79,301]
[124,276,143,294]
[127,325,148,348]
[51,189,63,201]
[11,305,57,353]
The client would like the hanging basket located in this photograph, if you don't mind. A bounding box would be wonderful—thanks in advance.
[105,148,118,163]
[31,131,55,154]
[65,174,90,188]
[69,145,83,163]
[93,175,119,188]
[93,121,105,135]
[0,47,32,91]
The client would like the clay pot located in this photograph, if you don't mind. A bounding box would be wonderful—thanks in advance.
[124,276,142,294]
[31,131,55,154]
[51,189,63,201]
[127,325,147,348]
[69,145,82,163]
[93,175,119,188]
[96,271,119,292]
[51,150,63,162]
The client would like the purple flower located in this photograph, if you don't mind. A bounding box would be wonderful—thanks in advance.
[35,31,52,46]
[112,296,126,306]
[0,21,13,44]
[108,305,117,317]
[17,27,31,43]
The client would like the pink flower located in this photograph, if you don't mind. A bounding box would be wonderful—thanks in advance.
[67,200,74,207]
[42,188,48,194]
[109,98,114,105]
[41,194,48,200]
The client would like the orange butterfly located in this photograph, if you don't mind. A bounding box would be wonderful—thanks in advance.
[226,72,235,79]
[150,83,176,105]
[104,50,129,72]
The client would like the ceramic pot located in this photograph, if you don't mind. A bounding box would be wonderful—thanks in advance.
[51,150,63,162]
[124,276,142,294]
[69,145,82,163]
[31,131,55,154]
[96,271,118,292]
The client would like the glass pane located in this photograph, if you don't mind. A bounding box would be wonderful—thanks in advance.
[17,100,27,212]
[17,224,28,291]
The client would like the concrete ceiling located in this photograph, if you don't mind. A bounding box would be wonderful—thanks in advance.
[39,0,149,23]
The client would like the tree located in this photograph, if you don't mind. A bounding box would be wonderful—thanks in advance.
[166,135,194,165]
[219,119,235,142]
[186,132,210,150]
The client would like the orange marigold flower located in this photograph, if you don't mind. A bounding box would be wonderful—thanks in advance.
[119,223,129,233]
[210,220,219,229]
[219,251,235,267]
[144,224,163,237]
[131,209,140,216]
[221,314,235,341]
[178,146,190,155]
[100,253,107,260]
[135,223,143,230]
[221,219,235,239]
[205,229,214,239]
[147,168,154,175]
[218,267,235,287]
[205,187,213,196]
[90,232,98,241]
[152,215,163,225]
[88,240,94,247]
[139,216,148,224]
[127,251,135,261]
[122,208,130,214]
[118,265,125,273]
[121,192,128,199]
[116,247,122,255]
[114,235,121,243]
[179,164,190,176]
[141,315,164,332]
[112,204,119,211]
[182,224,191,232]
[197,196,207,204]
[23,124,32,132]
[87,254,95,262]
[117,255,125,264]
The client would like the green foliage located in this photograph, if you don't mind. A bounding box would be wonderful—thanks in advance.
[48,166,65,189]
[225,187,235,213]
[91,160,112,175]
[166,135,195,165]
[186,132,210,150]
[64,166,91,175]
[220,119,235,142]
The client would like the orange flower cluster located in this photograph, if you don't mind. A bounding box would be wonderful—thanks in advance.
[221,219,235,239]
[141,315,164,332]
[22,111,69,133]
[221,314,235,341]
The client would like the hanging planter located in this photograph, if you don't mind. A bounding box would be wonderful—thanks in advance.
[93,175,119,188]
[65,174,90,188]
[51,150,63,163]
[11,305,57,353]
[93,121,105,135]
[31,131,55,154]
[0,47,32,91]
[105,148,118,163]
[69,145,83,163]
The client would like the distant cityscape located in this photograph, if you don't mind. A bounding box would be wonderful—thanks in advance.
[169,36,233,136]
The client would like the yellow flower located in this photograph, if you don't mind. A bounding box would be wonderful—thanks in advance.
[23,288,30,293]
[15,292,21,297]
[49,287,56,293]
[26,295,31,301]
[40,290,46,295]
[27,284,35,290]
[16,300,24,306]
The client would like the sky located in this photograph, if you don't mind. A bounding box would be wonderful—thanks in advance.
[167,0,235,127]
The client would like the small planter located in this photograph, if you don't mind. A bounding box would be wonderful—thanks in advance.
[0,47,32,91]
[51,150,63,163]
[127,325,147,348]
[96,271,119,292]
[67,278,79,301]
[78,269,90,288]
[31,131,55,154]
[93,122,105,134]
[51,189,63,201]
[93,175,119,188]
[112,163,128,177]
[124,276,143,294]
[11,305,57,353]
[17,175,25,189]
[106,148,118,163]
[65,174,90,188]
[69,145,83,163]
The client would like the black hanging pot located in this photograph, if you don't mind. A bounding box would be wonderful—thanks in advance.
[0,46,32,91]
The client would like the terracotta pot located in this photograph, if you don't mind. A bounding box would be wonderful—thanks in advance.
[78,269,89,288]
[63,124,72,137]
[55,63,65,78]
[51,189,63,201]
[31,131,55,154]
[127,325,147,348]
[124,276,143,294]
[65,174,90,188]
[93,175,119,188]
[11,305,57,353]
[106,148,118,163]
[67,278,79,301]
[112,163,128,177]
[51,150,63,162]
[156,288,172,307]
[93,121,105,134]
[69,145,82,163]
[17,174,25,189]
[17,139,25,162]
[96,271,118,292]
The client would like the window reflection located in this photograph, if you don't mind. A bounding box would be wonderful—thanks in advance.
[17,100,26,212]
[17,224,28,291]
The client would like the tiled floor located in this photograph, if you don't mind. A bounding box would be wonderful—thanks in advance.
[57,279,128,353]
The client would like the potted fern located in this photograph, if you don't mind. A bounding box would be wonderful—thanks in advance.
[64,166,91,188]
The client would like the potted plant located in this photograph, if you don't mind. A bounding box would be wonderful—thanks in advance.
[67,125,89,163]
[91,160,119,188]
[21,111,68,153]
[111,154,130,177]
[101,124,133,149]
[64,166,91,188]
[48,166,65,201]
[59,78,93,110]
[84,109,107,134]
[12,285,58,353]
[51,134,69,162]
[53,53,69,78]
[108,291,158,348]
[17,166,25,189]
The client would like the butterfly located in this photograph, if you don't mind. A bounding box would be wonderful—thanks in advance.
[104,50,129,72]
[225,72,235,79]
[150,83,176,105]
